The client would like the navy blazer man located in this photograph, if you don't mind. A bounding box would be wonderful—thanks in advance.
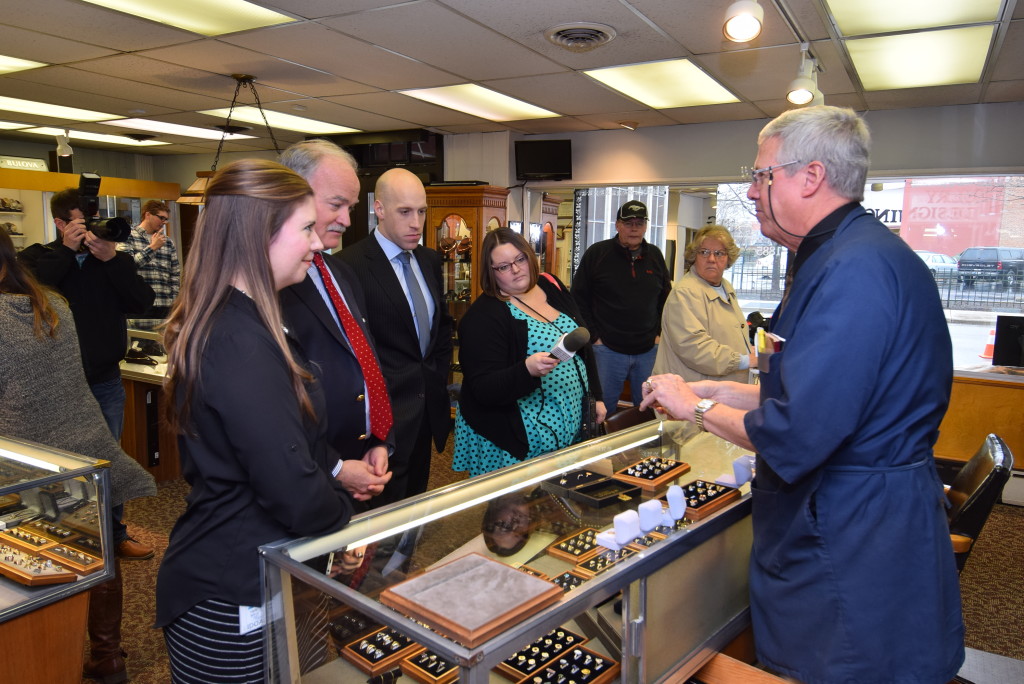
[280,141,393,502]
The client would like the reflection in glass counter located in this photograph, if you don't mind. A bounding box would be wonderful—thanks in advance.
[262,423,756,682]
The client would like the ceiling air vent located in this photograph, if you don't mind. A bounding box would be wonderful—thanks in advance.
[544,23,617,53]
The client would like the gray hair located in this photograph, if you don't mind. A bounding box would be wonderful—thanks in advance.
[279,139,358,181]
[758,106,870,202]
[684,224,740,269]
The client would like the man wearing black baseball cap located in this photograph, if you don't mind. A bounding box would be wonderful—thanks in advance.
[572,200,670,415]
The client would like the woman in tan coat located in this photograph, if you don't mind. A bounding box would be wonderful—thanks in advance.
[653,225,755,383]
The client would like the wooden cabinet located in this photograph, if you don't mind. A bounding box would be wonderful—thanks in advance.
[425,185,508,307]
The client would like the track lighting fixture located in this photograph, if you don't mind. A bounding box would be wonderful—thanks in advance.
[723,0,764,43]
[55,129,73,157]
[787,45,819,105]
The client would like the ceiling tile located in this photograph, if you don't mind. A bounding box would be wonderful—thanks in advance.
[330,2,567,81]
[481,73,651,116]
[138,40,375,98]
[222,23,458,91]
[324,92,488,127]
[2,0,199,51]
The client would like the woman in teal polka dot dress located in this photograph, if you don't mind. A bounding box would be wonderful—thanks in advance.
[453,228,605,477]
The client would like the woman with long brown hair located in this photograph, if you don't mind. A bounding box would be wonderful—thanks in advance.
[1,229,156,683]
[155,159,354,683]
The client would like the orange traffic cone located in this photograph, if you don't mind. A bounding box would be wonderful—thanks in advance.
[979,329,996,359]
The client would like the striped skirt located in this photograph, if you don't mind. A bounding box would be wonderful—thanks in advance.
[163,599,264,683]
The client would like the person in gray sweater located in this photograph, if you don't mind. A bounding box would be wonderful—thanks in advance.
[0,229,156,684]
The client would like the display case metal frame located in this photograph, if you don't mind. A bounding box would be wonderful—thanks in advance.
[261,421,753,683]
[0,435,114,624]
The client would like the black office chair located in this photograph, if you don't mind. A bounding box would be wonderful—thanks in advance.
[946,433,1014,573]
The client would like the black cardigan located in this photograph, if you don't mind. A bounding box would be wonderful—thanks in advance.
[456,274,602,460]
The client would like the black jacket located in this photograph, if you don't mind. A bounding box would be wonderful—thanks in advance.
[18,240,154,384]
[571,237,670,355]
[155,290,353,626]
[457,274,601,459]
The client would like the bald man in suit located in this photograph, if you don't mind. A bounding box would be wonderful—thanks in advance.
[339,168,453,504]
[279,140,393,503]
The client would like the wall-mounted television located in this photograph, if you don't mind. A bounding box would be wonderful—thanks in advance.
[515,139,572,181]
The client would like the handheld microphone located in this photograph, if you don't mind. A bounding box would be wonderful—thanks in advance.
[549,327,590,361]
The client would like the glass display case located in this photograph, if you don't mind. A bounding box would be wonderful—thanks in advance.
[261,421,755,683]
[120,327,178,482]
[0,435,114,623]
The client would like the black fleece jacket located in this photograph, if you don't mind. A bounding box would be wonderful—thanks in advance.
[18,240,154,384]
[571,237,670,355]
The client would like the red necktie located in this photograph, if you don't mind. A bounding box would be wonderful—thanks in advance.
[313,253,393,440]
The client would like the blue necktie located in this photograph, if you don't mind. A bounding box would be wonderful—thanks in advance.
[398,251,430,356]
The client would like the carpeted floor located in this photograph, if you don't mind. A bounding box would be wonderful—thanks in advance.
[87,444,1024,683]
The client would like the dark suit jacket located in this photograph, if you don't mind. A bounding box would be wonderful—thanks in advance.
[280,253,392,461]
[338,236,453,465]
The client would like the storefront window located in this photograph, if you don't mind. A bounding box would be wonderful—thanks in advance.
[717,174,1024,370]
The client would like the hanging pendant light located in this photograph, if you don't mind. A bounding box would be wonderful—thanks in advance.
[176,74,281,205]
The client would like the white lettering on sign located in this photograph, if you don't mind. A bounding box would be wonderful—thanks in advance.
[0,156,48,171]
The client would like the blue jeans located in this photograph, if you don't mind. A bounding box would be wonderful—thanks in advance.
[592,344,658,415]
[90,376,128,543]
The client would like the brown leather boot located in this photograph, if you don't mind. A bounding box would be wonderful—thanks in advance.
[83,559,128,683]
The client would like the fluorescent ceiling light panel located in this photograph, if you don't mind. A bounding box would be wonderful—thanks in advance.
[0,120,32,130]
[826,0,1000,37]
[0,54,47,75]
[103,118,255,140]
[400,84,558,121]
[847,26,994,90]
[0,96,120,122]
[80,0,296,36]
[585,59,739,109]
[199,106,359,134]
[24,127,169,146]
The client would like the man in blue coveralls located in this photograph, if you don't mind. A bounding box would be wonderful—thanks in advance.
[640,106,964,684]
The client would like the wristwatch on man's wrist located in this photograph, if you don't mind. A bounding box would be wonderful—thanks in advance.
[694,398,719,432]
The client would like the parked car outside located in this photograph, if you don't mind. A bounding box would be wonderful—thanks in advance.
[957,247,1024,288]
[914,250,959,283]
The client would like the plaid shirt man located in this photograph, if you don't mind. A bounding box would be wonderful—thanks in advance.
[121,225,180,310]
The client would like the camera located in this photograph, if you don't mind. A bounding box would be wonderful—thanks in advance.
[78,172,132,242]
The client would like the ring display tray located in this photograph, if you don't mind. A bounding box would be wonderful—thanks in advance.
[566,479,641,508]
[517,565,548,580]
[549,570,588,593]
[401,647,459,684]
[625,531,667,552]
[329,608,382,650]
[380,553,562,648]
[495,626,587,681]
[574,547,636,579]
[670,480,740,520]
[546,528,600,563]
[40,544,103,574]
[541,469,605,496]
[513,644,620,684]
[341,626,420,676]
[23,520,76,542]
[0,541,76,586]
[1,528,57,551]
[612,456,691,491]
